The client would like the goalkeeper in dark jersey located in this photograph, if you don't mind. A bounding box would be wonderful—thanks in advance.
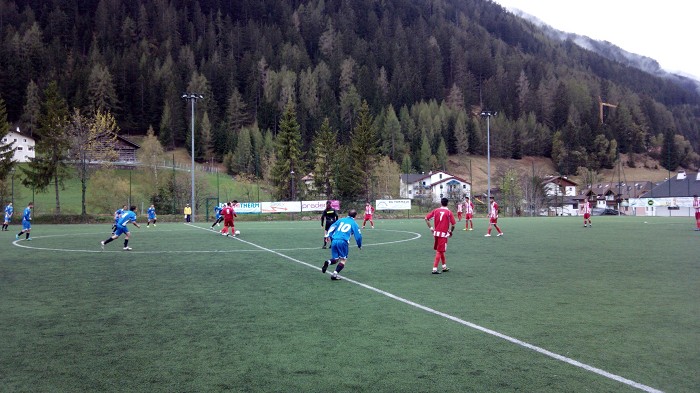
[320,200,339,249]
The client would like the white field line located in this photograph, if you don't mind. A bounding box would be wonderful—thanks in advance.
[185,223,664,393]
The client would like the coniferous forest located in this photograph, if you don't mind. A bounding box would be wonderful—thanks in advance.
[1,0,699,202]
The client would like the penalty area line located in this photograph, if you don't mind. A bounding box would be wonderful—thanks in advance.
[185,223,663,393]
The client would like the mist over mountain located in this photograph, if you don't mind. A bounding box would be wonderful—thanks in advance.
[507,8,700,95]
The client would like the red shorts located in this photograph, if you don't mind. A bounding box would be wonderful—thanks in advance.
[489,217,498,224]
[457,212,463,219]
[584,213,591,220]
[433,236,448,252]
[465,213,473,220]
[364,214,372,221]
[224,219,234,227]
[695,211,700,219]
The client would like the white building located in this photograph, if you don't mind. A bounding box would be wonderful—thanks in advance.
[400,171,471,203]
[1,128,35,162]
[542,176,579,215]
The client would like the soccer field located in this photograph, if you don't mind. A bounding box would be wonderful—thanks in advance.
[1,216,698,392]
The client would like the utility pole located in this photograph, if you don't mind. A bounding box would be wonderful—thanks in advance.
[182,93,204,222]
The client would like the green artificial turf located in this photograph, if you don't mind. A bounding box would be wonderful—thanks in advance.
[1,216,698,392]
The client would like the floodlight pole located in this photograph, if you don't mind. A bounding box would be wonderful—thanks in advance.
[182,93,204,222]
[481,111,495,213]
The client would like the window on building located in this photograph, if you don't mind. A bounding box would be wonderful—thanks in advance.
[16,146,23,150]
[28,146,33,151]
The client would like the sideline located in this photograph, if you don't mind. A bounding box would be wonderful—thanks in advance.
[186,222,664,393]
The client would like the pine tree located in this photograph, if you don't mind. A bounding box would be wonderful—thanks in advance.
[418,131,432,172]
[436,137,448,170]
[271,101,303,200]
[350,100,379,200]
[158,102,174,149]
[221,88,250,157]
[662,128,681,171]
[0,97,16,180]
[21,80,41,137]
[87,63,119,113]
[312,118,337,197]
[453,110,469,154]
[380,105,404,161]
[234,126,253,174]
[21,81,71,214]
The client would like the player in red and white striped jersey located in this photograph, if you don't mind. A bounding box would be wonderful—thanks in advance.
[485,196,503,237]
[693,195,699,231]
[362,202,375,229]
[425,198,456,274]
[581,199,592,227]
[463,197,474,231]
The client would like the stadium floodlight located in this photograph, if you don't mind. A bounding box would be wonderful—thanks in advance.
[182,93,204,222]
[480,111,495,213]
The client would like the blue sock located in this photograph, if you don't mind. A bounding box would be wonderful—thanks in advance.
[335,263,344,273]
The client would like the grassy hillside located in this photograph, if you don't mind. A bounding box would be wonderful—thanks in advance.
[8,154,270,217]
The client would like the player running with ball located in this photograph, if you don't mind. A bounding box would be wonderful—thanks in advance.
[220,201,238,237]
[425,198,456,274]
[321,209,362,281]
[101,205,140,251]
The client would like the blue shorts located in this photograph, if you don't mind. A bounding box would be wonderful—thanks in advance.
[148,215,156,220]
[4,214,11,223]
[114,225,130,237]
[22,219,31,231]
[330,240,349,260]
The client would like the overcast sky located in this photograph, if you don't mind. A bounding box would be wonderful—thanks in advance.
[493,0,700,80]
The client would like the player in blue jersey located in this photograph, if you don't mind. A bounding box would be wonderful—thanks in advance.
[146,204,157,227]
[112,204,127,233]
[2,202,13,231]
[15,202,33,240]
[101,205,140,251]
[321,209,363,280]
[210,204,223,229]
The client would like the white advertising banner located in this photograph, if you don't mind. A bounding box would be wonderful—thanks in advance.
[260,201,302,213]
[375,199,411,210]
[301,200,340,212]
[233,202,262,214]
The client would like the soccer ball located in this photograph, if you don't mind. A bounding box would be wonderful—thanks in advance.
[234,230,241,236]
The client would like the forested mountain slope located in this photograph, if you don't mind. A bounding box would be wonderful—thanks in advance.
[1,0,698,179]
